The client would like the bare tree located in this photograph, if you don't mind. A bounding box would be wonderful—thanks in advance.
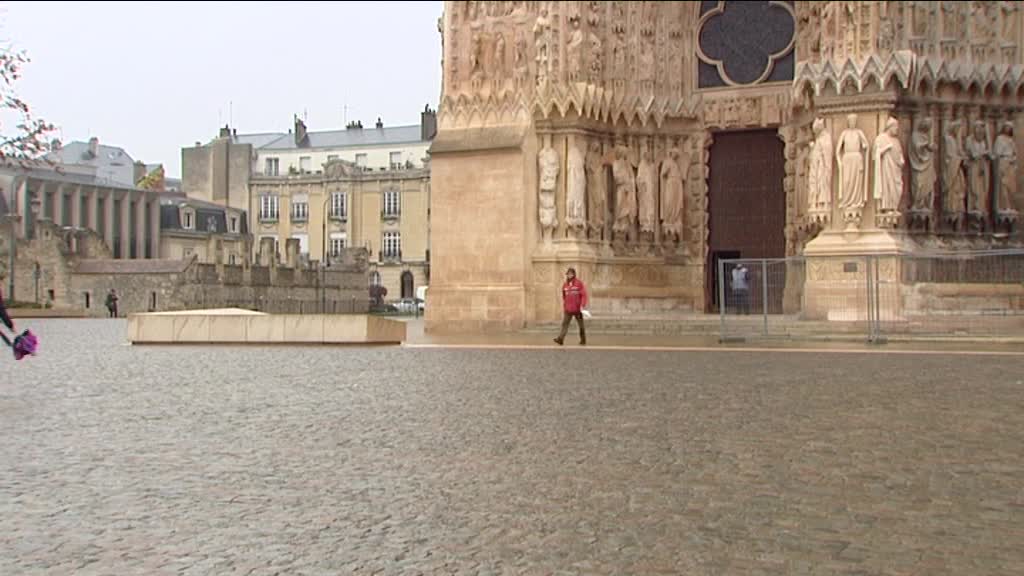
[1,48,56,165]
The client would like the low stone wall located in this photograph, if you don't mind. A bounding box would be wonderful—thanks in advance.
[903,283,1024,315]
[127,311,406,344]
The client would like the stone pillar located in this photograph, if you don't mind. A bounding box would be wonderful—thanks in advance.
[70,185,83,229]
[149,199,161,259]
[134,194,147,259]
[103,190,115,254]
[87,187,99,231]
[54,184,67,227]
[120,192,132,258]
[16,179,28,238]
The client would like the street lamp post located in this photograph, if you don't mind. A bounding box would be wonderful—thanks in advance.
[321,195,332,313]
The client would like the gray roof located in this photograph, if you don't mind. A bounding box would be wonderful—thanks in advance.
[159,194,248,235]
[232,133,283,149]
[48,141,134,169]
[237,124,425,151]
[46,141,136,187]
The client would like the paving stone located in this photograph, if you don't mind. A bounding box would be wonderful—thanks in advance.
[0,319,1022,574]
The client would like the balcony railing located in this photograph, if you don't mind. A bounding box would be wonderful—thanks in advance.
[380,249,402,263]
[381,209,401,220]
[329,211,348,222]
[258,213,279,223]
[290,212,308,223]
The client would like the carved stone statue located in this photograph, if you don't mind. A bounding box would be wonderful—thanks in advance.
[993,121,1018,214]
[636,139,658,236]
[943,120,967,216]
[807,118,834,218]
[585,138,607,238]
[513,31,528,86]
[659,145,687,242]
[588,32,603,84]
[610,145,637,240]
[566,138,587,232]
[533,8,550,87]
[538,135,558,243]
[836,114,870,216]
[471,33,485,79]
[873,117,905,214]
[909,117,936,211]
[493,33,507,78]
[966,121,991,214]
[567,16,584,81]
[1001,1,1020,39]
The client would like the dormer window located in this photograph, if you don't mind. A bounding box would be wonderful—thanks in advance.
[180,205,196,230]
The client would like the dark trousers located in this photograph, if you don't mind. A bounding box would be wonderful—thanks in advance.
[557,311,586,342]
[732,290,750,315]
[108,306,118,318]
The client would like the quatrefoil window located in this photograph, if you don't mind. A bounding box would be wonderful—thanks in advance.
[697,0,795,88]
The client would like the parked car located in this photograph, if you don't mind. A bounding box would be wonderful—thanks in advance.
[395,298,421,314]
[416,286,428,312]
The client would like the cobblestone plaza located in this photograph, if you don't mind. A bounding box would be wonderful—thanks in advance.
[1,320,1022,575]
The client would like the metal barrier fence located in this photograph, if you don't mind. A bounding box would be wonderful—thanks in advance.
[719,249,1024,342]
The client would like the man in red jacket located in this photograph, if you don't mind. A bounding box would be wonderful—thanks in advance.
[554,267,587,346]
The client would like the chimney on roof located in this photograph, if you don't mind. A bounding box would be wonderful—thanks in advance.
[294,115,309,147]
[219,125,231,138]
[420,105,437,141]
[376,117,383,129]
[87,136,99,158]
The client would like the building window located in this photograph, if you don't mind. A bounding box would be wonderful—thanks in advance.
[383,190,400,217]
[330,234,346,256]
[370,270,381,286]
[265,157,280,176]
[183,211,194,230]
[330,191,347,220]
[229,216,238,233]
[291,201,308,222]
[299,156,312,173]
[229,254,236,265]
[382,231,401,259]
[259,195,279,221]
[327,155,339,162]
[389,151,403,170]
[355,153,368,168]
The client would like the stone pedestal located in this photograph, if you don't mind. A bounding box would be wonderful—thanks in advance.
[802,229,919,322]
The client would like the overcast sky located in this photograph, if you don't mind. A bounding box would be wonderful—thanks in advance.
[1,1,443,177]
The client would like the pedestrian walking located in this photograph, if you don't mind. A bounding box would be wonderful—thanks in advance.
[554,267,588,346]
[105,288,119,318]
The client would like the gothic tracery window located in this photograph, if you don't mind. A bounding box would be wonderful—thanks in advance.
[697,0,796,88]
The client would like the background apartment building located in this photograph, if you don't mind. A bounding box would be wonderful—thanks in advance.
[182,106,436,300]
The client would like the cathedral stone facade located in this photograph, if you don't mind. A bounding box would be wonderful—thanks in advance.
[427,1,1024,332]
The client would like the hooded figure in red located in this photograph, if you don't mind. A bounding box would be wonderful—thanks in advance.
[554,267,587,346]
